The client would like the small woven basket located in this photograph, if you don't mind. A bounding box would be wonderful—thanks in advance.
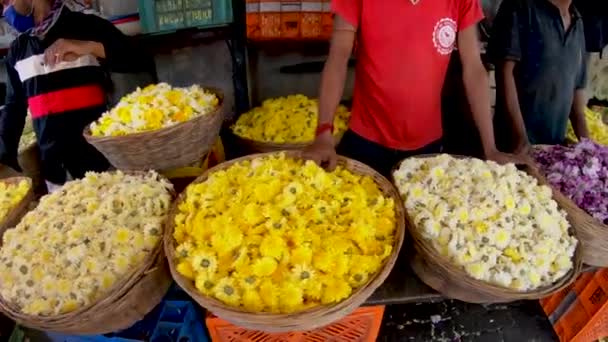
[0,177,34,238]
[165,151,406,332]
[84,87,226,171]
[0,172,174,334]
[533,145,608,267]
[393,154,583,303]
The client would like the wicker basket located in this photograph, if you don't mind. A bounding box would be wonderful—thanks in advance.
[533,145,608,267]
[164,151,406,333]
[234,133,344,154]
[83,87,226,171]
[394,154,583,303]
[0,172,175,334]
[0,177,34,238]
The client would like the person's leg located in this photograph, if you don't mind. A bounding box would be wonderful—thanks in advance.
[336,130,396,177]
[34,120,68,187]
[397,139,443,163]
[61,109,111,179]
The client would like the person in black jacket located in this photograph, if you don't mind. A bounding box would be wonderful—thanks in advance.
[0,0,150,191]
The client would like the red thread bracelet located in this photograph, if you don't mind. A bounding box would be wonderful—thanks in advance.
[316,123,334,136]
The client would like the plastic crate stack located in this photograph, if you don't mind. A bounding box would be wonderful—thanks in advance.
[541,268,608,342]
[206,306,385,342]
[47,284,209,342]
[138,0,233,34]
[246,0,333,40]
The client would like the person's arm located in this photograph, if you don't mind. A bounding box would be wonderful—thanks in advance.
[0,56,27,172]
[304,3,358,170]
[570,51,589,140]
[498,60,529,153]
[458,26,496,157]
[44,14,152,73]
[318,16,356,135]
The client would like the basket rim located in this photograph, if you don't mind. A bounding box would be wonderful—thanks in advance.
[83,86,224,142]
[0,171,175,323]
[164,151,406,327]
[391,153,583,297]
[231,130,345,150]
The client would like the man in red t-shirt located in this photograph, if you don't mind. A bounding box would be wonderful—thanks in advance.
[304,0,520,176]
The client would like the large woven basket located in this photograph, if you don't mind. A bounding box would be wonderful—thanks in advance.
[533,145,608,267]
[394,154,583,303]
[233,132,344,154]
[0,172,174,334]
[165,151,406,332]
[84,87,226,171]
[0,177,34,238]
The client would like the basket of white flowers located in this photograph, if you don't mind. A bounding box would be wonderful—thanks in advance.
[231,95,350,154]
[0,177,34,237]
[393,154,583,303]
[164,151,406,332]
[0,171,175,334]
[84,84,225,171]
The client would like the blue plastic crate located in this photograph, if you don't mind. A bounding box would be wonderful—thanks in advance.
[138,0,233,34]
[47,285,208,342]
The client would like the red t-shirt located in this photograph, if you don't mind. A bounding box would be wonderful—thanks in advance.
[332,0,484,150]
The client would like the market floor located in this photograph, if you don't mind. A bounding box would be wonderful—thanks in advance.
[377,300,557,341]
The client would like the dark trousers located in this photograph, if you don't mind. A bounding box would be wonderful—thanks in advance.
[337,130,442,177]
[36,106,110,184]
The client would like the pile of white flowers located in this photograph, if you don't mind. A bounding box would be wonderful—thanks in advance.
[0,171,173,315]
[393,154,578,291]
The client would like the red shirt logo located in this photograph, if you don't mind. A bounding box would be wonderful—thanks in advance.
[433,18,457,55]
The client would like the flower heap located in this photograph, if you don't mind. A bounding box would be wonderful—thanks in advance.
[393,155,577,291]
[567,108,608,145]
[534,140,608,224]
[0,172,173,315]
[90,83,219,137]
[0,179,30,223]
[173,153,396,313]
[232,95,350,143]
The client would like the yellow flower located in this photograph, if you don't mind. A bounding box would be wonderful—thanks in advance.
[252,257,278,277]
[321,278,352,305]
[280,282,304,312]
[214,277,241,307]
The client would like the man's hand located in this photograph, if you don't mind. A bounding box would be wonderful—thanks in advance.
[485,148,534,166]
[513,139,531,156]
[302,131,338,171]
[44,39,104,66]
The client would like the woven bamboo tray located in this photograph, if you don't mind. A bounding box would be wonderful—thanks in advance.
[0,172,174,334]
[393,154,583,303]
[164,151,406,333]
[233,132,344,154]
[0,177,34,238]
[83,87,226,171]
[533,145,608,267]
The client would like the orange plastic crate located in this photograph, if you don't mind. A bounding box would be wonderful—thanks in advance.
[541,269,608,342]
[206,306,385,342]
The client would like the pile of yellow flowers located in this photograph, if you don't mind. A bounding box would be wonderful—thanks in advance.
[173,153,396,313]
[394,155,577,291]
[232,95,350,143]
[0,171,173,315]
[90,83,219,137]
[567,108,608,145]
[0,179,30,224]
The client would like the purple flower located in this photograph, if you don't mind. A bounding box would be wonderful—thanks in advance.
[534,140,608,225]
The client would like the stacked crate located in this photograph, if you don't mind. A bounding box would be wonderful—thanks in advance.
[246,0,333,40]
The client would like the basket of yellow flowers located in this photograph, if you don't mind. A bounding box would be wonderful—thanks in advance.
[0,171,175,334]
[231,95,350,153]
[0,177,33,236]
[164,151,405,332]
[392,154,583,303]
[84,83,225,171]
